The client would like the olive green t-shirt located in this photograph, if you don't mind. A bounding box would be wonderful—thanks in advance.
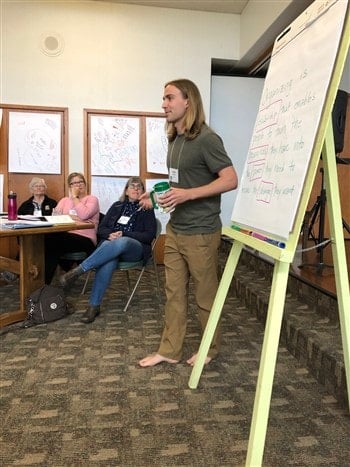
[167,125,233,234]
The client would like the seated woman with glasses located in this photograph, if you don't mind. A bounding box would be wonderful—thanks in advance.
[59,176,157,323]
[18,177,57,216]
[44,172,100,284]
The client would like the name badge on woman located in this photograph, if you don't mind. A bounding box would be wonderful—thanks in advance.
[118,216,130,225]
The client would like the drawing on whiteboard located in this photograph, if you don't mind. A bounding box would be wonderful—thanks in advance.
[91,176,129,214]
[232,0,347,240]
[8,112,61,174]
[146,117,168,174]
[90,116,140,176]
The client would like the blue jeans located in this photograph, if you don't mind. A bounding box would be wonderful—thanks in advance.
[80,237,143,306]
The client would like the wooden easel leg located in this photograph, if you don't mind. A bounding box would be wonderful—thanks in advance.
[188,240,243,389]
[322,119,350,412]
[246,260,290,467]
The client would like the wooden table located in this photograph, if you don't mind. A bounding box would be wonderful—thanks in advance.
[0,222,94,327]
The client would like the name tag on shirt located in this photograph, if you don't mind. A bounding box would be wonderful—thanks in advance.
[118,215,130,225]
[169,168,178,183]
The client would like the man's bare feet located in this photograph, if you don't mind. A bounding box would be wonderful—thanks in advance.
[138,353,179,367]
[186,353,212,367]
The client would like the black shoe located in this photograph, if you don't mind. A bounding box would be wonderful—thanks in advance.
[80,305,100,323]
[59,266,83,287]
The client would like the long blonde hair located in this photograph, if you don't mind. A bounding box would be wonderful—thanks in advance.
[164,79,206,142]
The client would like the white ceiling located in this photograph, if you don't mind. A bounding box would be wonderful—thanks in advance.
[94,0,250,15]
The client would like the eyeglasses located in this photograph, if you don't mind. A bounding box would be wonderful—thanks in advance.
[33,185,45,188]
[128,183,143,190]
[70,181,85,186]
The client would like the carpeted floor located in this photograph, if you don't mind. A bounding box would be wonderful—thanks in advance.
[1,265,350,466]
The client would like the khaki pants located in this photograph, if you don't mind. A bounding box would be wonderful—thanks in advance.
[158,224,222,361]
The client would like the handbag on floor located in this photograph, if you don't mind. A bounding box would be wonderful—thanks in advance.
[23,285,70,327]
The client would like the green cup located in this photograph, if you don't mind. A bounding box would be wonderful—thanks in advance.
[150,182,174,213]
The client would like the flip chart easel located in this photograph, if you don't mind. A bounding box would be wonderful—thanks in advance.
[188,1,350,466]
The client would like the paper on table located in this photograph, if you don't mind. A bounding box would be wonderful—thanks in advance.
[44,215,75,224]
[2,220,53,229]
[18,215,47,221]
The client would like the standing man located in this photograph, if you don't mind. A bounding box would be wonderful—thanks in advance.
[139,79,238,367]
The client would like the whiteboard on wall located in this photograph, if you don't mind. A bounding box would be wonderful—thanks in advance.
[231,0,348,240]
[91,176,128,214]
[90,115,140,176]
[210,76,264,227]
[8,111,61,174]
[145,117,168,174]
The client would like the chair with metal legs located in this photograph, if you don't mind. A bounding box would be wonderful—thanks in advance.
[81,218,162,312]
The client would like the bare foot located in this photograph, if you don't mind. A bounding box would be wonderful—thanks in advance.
[186,353,212,367]
[138,353,179,367]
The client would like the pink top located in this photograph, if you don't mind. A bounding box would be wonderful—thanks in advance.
[55,194,100,245]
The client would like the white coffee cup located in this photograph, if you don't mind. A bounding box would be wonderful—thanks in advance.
[150,181,174,213]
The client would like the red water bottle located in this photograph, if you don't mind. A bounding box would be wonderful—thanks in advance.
[8,191,18,220]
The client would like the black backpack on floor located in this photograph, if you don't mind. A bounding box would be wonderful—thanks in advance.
[23,285,70,327]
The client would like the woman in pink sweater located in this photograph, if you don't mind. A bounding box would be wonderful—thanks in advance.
[45,172,100,284]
